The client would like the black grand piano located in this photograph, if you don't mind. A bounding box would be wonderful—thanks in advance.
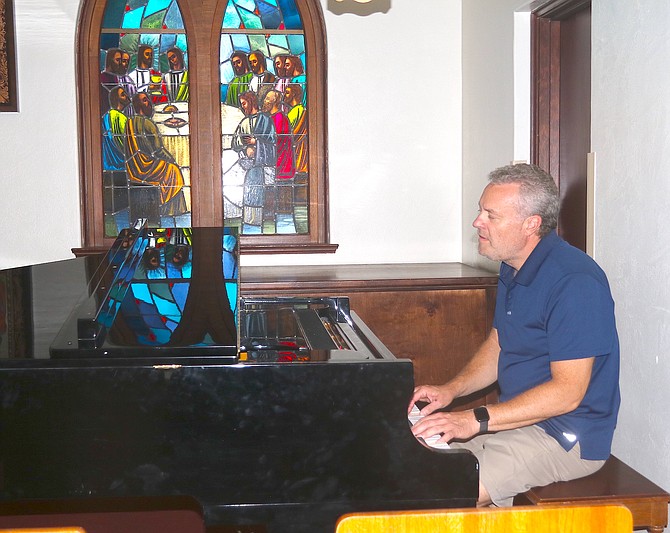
[0,226,478,532]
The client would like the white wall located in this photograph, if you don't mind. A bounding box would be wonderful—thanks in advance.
[0,0,464,269]
[461,0,524,272]
[0,0,80,269]
[592,0,670,503]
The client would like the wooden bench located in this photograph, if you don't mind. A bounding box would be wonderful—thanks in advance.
[515,456,670,533]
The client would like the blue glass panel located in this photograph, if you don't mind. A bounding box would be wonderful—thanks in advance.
[145,0,171,18]
[171,283,189,311]
[220,60,234,84]
[263,0,278,6]
[226,282,238,312]
[175,34,188,53]
[102,0,126,28]
[287,34,305,55]
[131,283,153,304]
[257,2,282,29]
[220,36,234,63]
[238,8,263,29]
[277,0,301,29]
[122,7,144,29]
[164,1,185,29]
[159,34,177,54]
[153,294,181,318]
[223,2,242,28]
[231,34,251,51]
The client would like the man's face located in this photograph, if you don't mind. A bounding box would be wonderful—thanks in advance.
[274,56,285,77]
[283,86,293,104]
[121,52,130,74]
[240,97,255,116]
[232,56,247,76]
[472,183,531,268]
[116,88,130,109]
[262,92,278,113]
[110,52,125,75]
[167,51,182,70]
[249,54,263,74]
[140,47,153,68]
[137,93,152,116]
[284,57,294,75]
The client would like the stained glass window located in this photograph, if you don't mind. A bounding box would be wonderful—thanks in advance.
[100,0,191,238]
[220,0,308,235]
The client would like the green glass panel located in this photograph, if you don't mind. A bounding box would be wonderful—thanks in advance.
[238,9,263,30]
[223,2,242,28]
[235,0,256,11]
[142,10,166,29]
[248,35,269,55]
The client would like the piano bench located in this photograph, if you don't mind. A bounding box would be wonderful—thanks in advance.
[514,455,670,533]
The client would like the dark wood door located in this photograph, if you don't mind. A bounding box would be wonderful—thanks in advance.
[532,0,591,251]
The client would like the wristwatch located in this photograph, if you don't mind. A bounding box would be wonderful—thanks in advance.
[473,406,490,433]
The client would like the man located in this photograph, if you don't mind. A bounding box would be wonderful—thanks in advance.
[100,47,136,113]
[284,55,306,105]
[225,51,253,108]
[164,47,189,102]
[231,91,276,231]
[125,92,188,217]
[129,44,167,103]
[102,85,130,171]
[409,163,620,507]
[284,83,307,174]
[248,50,276,104]
[262,89,294,181]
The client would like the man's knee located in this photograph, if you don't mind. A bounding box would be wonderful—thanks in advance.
[477,482,492,507]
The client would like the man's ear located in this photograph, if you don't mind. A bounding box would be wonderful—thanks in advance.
[524,214,543,236]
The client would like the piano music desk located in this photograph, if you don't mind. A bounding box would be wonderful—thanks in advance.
[515,455,670,533]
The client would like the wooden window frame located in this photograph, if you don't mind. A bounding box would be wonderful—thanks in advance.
[75,0,336,255]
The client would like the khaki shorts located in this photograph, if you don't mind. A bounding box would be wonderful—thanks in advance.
[450,425,605,506]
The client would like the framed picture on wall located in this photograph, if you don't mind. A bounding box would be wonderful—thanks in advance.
[0,0,18,112]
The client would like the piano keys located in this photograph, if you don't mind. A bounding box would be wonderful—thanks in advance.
[0,226,478,532]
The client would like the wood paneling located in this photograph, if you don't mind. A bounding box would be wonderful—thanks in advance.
[242,263,499,408]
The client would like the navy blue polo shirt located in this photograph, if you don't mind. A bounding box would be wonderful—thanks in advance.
[493,231,620,460]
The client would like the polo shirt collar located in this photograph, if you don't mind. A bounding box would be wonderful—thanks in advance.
[500,231,560,287]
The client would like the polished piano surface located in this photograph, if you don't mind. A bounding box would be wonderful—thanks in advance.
[0,227,478,532]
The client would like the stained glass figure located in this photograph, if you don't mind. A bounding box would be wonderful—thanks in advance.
[220,0,308,235]
[100,0,191,238]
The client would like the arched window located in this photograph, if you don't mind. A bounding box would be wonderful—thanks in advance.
[76,0,334,254]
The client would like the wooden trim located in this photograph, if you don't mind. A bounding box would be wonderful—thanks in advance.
[531,14,561,179]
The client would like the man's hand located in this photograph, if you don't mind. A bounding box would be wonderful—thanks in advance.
[408,384,454,416]
[411,409,480,444]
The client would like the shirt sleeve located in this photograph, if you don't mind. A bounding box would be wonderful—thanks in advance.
[545,272,616,361]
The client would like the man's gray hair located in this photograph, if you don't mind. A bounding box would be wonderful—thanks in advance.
[488,163,560,237]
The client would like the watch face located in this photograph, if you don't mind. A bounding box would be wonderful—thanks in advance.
[474,407,490,422]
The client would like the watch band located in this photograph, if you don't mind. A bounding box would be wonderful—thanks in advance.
[473,406,490,433]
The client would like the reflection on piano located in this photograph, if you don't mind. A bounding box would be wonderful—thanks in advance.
[0,226,478,532]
